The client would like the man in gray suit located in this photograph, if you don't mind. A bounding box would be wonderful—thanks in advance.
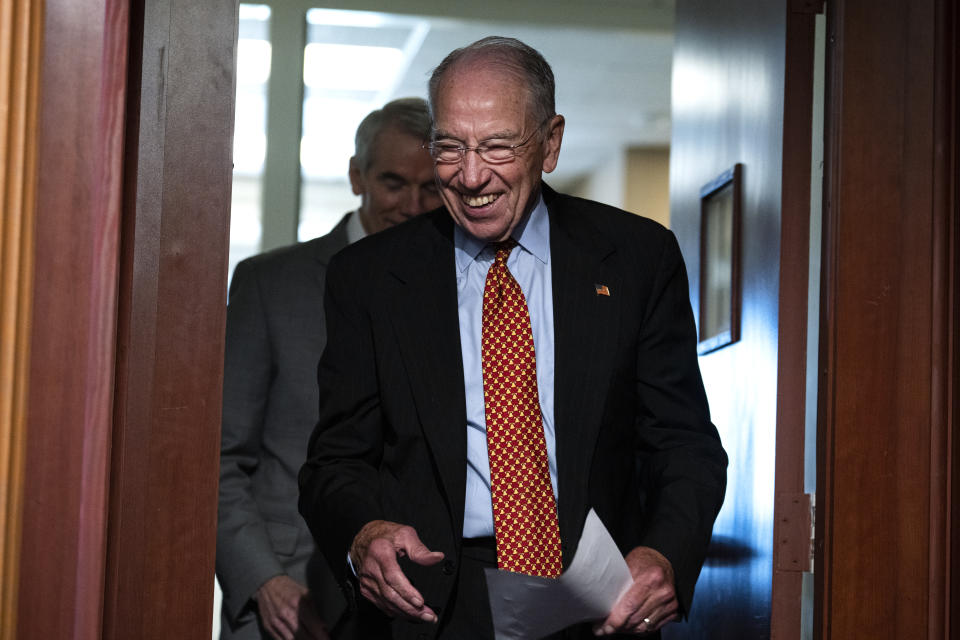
[217,97,442,640]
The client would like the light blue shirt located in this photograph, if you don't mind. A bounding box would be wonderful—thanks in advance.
[455,195,557,538]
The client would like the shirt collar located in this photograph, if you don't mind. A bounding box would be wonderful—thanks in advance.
[346,209,366,244]
[454,193,550,273]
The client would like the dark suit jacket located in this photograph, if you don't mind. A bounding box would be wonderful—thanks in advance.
[299,187,727,639]
[217,214,352,639]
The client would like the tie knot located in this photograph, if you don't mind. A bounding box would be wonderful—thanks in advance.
[492,239,517,265]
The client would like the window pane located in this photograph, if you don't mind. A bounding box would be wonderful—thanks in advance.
[298,9,429,241]
[229,4,271,282]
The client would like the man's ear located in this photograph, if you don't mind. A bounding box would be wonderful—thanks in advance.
[541,114,565,174]
[348,157,364,195]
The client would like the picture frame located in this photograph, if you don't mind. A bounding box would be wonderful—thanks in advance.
[697,163,742,355]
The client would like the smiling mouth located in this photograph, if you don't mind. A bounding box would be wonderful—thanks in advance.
[461,193,500,208]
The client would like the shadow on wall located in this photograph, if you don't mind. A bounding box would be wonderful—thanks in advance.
[702,535,757,567]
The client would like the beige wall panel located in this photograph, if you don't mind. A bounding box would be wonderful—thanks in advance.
[625,146,670,228]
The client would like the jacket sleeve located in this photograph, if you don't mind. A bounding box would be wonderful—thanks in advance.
[299,251,387,585]
[215,258,285,622]
[633,231,728,615]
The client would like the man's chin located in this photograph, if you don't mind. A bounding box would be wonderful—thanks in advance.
[444,200,514,241]
[460,220,512,243]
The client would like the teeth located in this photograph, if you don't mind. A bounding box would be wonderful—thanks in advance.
[463,193,498,207]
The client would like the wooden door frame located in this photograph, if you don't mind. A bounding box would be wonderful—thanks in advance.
[771,2,820,637]
[814,0,958,637]
[0,1,44,636]
[17,1,131,636]
[16,1,237,638]
[102,1,236,636]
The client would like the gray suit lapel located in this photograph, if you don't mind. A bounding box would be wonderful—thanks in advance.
[313,212,352,271]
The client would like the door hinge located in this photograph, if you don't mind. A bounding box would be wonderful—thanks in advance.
[775,492,815,572]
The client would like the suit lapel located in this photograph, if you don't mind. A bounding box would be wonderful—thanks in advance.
[547,190,621,552]
[313,212,352,281]
[385,214,468,536]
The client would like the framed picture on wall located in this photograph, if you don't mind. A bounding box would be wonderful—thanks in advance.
[697,163,742,354]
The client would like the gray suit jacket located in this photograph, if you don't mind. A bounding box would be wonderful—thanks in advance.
[217,214,352,639]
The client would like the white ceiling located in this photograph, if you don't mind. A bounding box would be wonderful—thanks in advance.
[302,2,674,187]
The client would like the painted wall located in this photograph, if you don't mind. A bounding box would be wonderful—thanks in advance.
[567,146,670,228]
[567,150,627,209]
[626,146,670,228]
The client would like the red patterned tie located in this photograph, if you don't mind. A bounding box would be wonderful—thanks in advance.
[481,240,562,577]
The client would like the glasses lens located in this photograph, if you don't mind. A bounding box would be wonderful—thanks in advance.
[431,144,461,163]
[479,145,516,163]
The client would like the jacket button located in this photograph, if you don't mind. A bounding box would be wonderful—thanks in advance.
[441,560,455,575]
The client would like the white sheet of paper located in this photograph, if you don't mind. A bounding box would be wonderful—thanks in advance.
[484,509,633,640]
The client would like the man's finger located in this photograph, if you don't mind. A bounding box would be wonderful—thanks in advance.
[606,585,647,629]
[360,580,426,621]
[379,578,438,622]
[592,546,680,635]
[278,603,301,632]
[358,555,435,622]
[365,541,423,607]
[260,600,297,640]
[400,534,445,566]
[381,555,427,605]
[297,597,330,640]
[407,547,445,566]
[351,520,444,622]
[368,535,436,613]
[264,617,295,640]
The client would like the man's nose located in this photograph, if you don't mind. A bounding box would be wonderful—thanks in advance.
[401,186,437,216]
[458,149,488,189]
[401,189,423,215]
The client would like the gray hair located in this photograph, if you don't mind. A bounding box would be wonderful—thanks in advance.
[354,97,433,171]
[428,36,556,126]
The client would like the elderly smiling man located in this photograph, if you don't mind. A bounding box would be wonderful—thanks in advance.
[299,37,727,640]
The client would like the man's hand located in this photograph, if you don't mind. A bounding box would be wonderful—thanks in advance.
[255,575,330,640]
[350,519,445,623]
[594,546,679,636]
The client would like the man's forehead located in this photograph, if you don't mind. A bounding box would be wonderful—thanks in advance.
[369,127,424,155]
[431,82,534,138]
[435,64,528,104]
[374,169,433,184]
[432,122,523,141]
[365,128,432,173]
[372,125,421,148]
[432,109,532,141]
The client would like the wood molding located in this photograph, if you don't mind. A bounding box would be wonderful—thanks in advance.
[934,0,959,636]
[0,1,43,637]
[101,1,235,637]
[816,0,954,636]
[16,0,130,637]
[771,8,816,639]
[931,2,957,637]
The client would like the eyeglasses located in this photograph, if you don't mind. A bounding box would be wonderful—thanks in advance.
[425,116,553,165]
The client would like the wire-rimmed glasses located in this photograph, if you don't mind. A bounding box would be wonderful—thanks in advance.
[425,116,553,165]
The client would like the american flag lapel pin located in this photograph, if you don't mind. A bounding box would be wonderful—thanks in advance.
[594,283,611,297]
